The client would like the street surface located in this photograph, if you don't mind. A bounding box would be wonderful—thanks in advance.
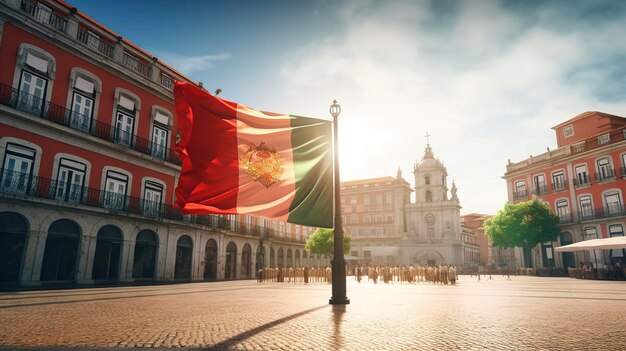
[0,275,624,350]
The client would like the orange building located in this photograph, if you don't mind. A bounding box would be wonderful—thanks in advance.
[503,111,626,269]
[0,0,316,288]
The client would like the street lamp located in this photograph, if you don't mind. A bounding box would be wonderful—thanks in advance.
[329,100,349,305]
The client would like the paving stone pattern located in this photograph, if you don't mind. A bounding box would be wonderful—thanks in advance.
[0,276,625,350]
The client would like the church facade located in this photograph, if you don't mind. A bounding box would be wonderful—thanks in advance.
[342,143,478,267]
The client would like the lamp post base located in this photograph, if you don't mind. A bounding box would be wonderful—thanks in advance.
[329,297,350,305]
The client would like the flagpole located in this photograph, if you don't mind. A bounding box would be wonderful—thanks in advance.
[329,100,349,305]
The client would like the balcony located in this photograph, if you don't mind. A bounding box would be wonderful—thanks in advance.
[550,181,568,193]
[513,189,528,200]
[531,184,548,196]
[77,28,114,59]
[16,0,177,91]
[0,83,181,165]
[0,169,301,241]
[573,175,591,188]
[594,169,616,183]
[558,213,573,224]
[21,0,67,32]
[578,204,626,221]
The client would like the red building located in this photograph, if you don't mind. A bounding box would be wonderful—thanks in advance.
[504,111,626,270]
[0,0,317,287]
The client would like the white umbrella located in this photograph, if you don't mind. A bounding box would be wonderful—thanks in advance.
[554,236,626,252]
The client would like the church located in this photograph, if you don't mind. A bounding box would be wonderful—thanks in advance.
[342,142,478,267]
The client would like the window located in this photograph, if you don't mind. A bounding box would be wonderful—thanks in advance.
[533,174,546,195]
[385,193,392,204]
[55,158,86,203]
[425,175,430,185]
[575,165,590,186]
[609,224,624,237]
[604,192,623,216]
[563,125,573,137]
[364,216,371,224]
[113,91,139,147]
[376,195,383,204]
[143,180,163,217]
[151,109,171,159]
[597,133,610,145]
[18,69,47,116]
[350,215,357,224]
[551,170,566,191]
[1,143,35,195]
[425,190,432,203]
[556,199,570,222]
[363,195,370,205]
[579,195,593,220]
[622,153,626,177]
[427,228,434,239]
[514,180,527,198]
[596,157,614,181]
[104,170,128,210]
[68,76,97,132]
[583,226,598,240]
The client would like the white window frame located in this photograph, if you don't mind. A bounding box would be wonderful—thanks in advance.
[1,143,36,195]
[55,158,86,203]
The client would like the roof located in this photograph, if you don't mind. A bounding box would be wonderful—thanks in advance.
[551,111,626,130]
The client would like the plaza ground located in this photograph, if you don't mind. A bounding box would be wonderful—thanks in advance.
[0,275,624,350]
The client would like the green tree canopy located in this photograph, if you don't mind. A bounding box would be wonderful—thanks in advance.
[304,228,351,256]
[484,199,560,249]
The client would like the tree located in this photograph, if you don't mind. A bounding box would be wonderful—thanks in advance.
[484,199,560,250]
[304,228,351,257]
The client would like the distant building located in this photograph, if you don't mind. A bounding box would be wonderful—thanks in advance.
[343,143,479,267]
[503,111,626,269]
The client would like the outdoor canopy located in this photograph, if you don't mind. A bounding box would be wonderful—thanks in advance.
[554,236,626,252]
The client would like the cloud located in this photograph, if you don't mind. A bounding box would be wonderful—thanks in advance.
[153,51,231,75]
[273,0,626,214]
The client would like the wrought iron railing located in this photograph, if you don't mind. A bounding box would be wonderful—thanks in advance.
[550,181,568,193]
[513,189,528,200]
[77,28,115,59]
[573,175,591,188]
[578,204,626,221]
[0,169,307,243]
[0,84,181,165]
[531,184,548,196]
[21,0,67,33]
[594,168,616,182]
[123,52,152,78]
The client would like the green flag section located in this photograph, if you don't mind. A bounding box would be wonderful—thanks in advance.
[174,81,334,228]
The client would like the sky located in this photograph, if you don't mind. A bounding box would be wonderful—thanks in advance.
[67,0,626,215]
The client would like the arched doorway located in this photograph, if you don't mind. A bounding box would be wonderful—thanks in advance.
[174,235,193,280]
[203,238,217,280]
[0,212,28,283]
[92,225,122,281]
[41,219,80,282]
[132,230,158,280]
[241,243,252,278]
[277,248,284,268]
[270,247,275,268]
[560,232,575,269]
[225,241,237,279]
[286,248,293,267]
[295,249,300,267]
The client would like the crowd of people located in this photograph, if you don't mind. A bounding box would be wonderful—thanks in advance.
[257,265,459,285]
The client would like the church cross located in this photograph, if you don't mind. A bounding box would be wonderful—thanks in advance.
[424,132,431,145]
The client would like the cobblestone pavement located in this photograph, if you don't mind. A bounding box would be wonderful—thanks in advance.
[0,275,625,350]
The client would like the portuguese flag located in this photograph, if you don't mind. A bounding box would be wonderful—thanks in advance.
[173,81,333,228]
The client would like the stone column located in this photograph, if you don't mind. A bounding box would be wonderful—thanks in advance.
[150,57,160,83]
[65,7,79,39]
[112,36,124,64]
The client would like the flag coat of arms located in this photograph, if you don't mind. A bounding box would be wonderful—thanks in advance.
[174,81,333,228]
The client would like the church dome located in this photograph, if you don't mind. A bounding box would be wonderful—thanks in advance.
[415,144,445,170]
